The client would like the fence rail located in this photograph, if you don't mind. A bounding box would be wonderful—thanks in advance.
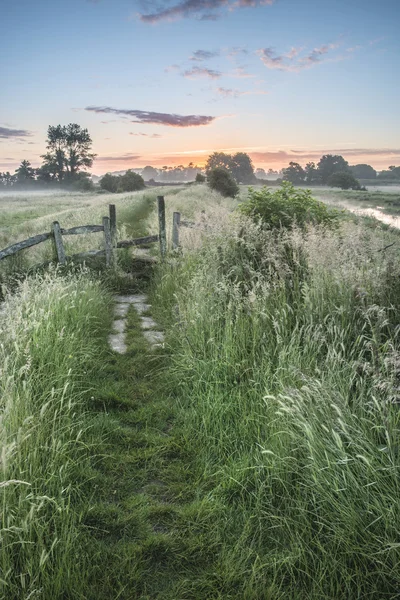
[0,196,197,269]
[0,197,170,268]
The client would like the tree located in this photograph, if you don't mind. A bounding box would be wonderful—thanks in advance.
[208,167,239,198]
[142,166,159,181]
[305,162,318,185]
[118,170,145,192]
[255,168,267,179]
[327,171,361,190]
[205,152,233,176]
[15,160,36,185]
[195,173,206,183]
[0,172,16,187]
[282,161,306,185]
[316,154,349,184]
[41,123,96,183]
[350,164,376,180]
[231,152,256,184]
[100,173,119,193]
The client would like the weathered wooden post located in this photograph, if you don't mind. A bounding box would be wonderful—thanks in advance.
[52,221,66,265]
[172,212,181,250]
[109,204,117,248]
[102,216,114,267]
[157,196,167,258]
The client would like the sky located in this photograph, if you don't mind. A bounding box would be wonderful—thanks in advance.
[1,0,400,175]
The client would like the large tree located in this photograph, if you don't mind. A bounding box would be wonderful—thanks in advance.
[350,164,376,180]
[282,161,306,185]
[231,152,256,184]
[317,154,349,184]
[205,152,233,175]
[41,123,96,183]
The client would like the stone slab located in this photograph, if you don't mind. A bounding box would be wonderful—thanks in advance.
[108,333,127,354]
[140,316,157,330]
[114,303,130,318]
[112,319,126,333]
[143,330,165,346]
[114,294,148,304]
[134,303,152,315]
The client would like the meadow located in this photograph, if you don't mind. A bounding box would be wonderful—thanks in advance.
[1,184,400,598]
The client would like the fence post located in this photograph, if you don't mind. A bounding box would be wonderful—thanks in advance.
[109,204,117,248]
[52,221,66,265]
[102,216,114,268]
[172,212,181,250]
[157,196,166,258]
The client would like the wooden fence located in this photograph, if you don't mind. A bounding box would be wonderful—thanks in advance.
[0,196,186,268]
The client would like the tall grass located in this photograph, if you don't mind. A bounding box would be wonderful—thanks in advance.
[152,215,400,598]
[0,267,111,598]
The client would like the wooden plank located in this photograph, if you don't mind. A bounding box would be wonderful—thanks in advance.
[52,222,66,265]
[117,235,159,248]
[172,212,181,249]
[60,225,104,235]
[102,216,114,268]
[109,204,117,247]
[0,232,51,261]
[157,196,166,258]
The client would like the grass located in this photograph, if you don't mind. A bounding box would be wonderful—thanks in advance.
[2,184,400,598]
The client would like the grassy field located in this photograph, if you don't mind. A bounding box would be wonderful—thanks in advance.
[1,184,400,598]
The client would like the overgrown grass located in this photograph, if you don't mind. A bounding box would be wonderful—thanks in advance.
[149,215,400,598]
[0,268,112,598]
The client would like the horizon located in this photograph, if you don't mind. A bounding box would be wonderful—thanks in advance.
[1,0,400,176]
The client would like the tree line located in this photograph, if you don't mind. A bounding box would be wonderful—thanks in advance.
[0,124,96,191]
[2,122,399,193]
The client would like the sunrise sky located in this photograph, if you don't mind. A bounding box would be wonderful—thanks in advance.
[1,0,399,175]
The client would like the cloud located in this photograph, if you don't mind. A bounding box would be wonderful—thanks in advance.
[190,49,219,61]
[165,64,180,73]
[85,106,216,127]
[216,86,268,98]
[95,153,142,162]
[257,42,342,72]
[138,0,274,24]
[129,132,162,138]
[0,127,32,140]
[182,66,222,79]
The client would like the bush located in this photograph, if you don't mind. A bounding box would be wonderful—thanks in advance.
[195,173,206,183]
[118,170,145,193]
[100,173,119,193]
[328,171,362,190]
[239,181,338,229]
[207,167,239,198]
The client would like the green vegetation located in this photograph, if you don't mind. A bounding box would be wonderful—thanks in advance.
[205,151,257,184]
[208,166,240,197]
[327,170,362,190]
[2,184,400,598]
[100,170,146,193]
[239,181,338,229]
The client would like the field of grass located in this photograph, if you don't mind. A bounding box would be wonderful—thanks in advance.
[1,184,400,598]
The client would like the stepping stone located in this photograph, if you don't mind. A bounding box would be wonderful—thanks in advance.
[108,333,127,354]
[112,319,126,333]
[134,303,152,315]
[114,294,148,304]
[140,316,157,330]
[143,330,165,347]
[114,303,130,318]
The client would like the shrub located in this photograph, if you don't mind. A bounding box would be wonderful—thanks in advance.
[328,171,362,190]
[100,173,119,193]
[239,180,338,229]
[207,167,239,198]
[118,170,145,193]
[195,173,206,183]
